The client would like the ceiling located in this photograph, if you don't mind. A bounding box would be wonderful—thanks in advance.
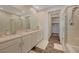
[32,5,65,11]
[0,5,65,14]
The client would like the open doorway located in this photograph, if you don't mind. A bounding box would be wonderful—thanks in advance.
[50,9,61,38]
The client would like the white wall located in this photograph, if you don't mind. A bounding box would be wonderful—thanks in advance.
[31,9,50,49]
[35,11,49,40]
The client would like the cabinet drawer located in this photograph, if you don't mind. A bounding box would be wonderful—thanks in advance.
[0,38,21,50]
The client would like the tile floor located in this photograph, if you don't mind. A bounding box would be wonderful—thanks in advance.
[31,34,64,53]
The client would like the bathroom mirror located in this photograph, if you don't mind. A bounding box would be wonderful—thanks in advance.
[29,14,39,31]
[24,16,30,31]
[0,10,11,37]
[0,9,40,37]
[21,13,39,31]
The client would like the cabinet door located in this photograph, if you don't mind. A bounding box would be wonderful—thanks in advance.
[0,38,21,53]
[31,31,42,46]
[0,43,21,53]
[22,35,32,53]
[36,31,42,43]
[31,32,39,47]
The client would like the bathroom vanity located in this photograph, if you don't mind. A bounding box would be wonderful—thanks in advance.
[0,30,41,53]
[0,8,42,53]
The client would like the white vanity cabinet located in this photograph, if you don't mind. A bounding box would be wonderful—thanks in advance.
[22,31,41,53]
[31,31,41,47]
[0,30,41,53]
[0,7,41,53]
[0,38,22,53]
